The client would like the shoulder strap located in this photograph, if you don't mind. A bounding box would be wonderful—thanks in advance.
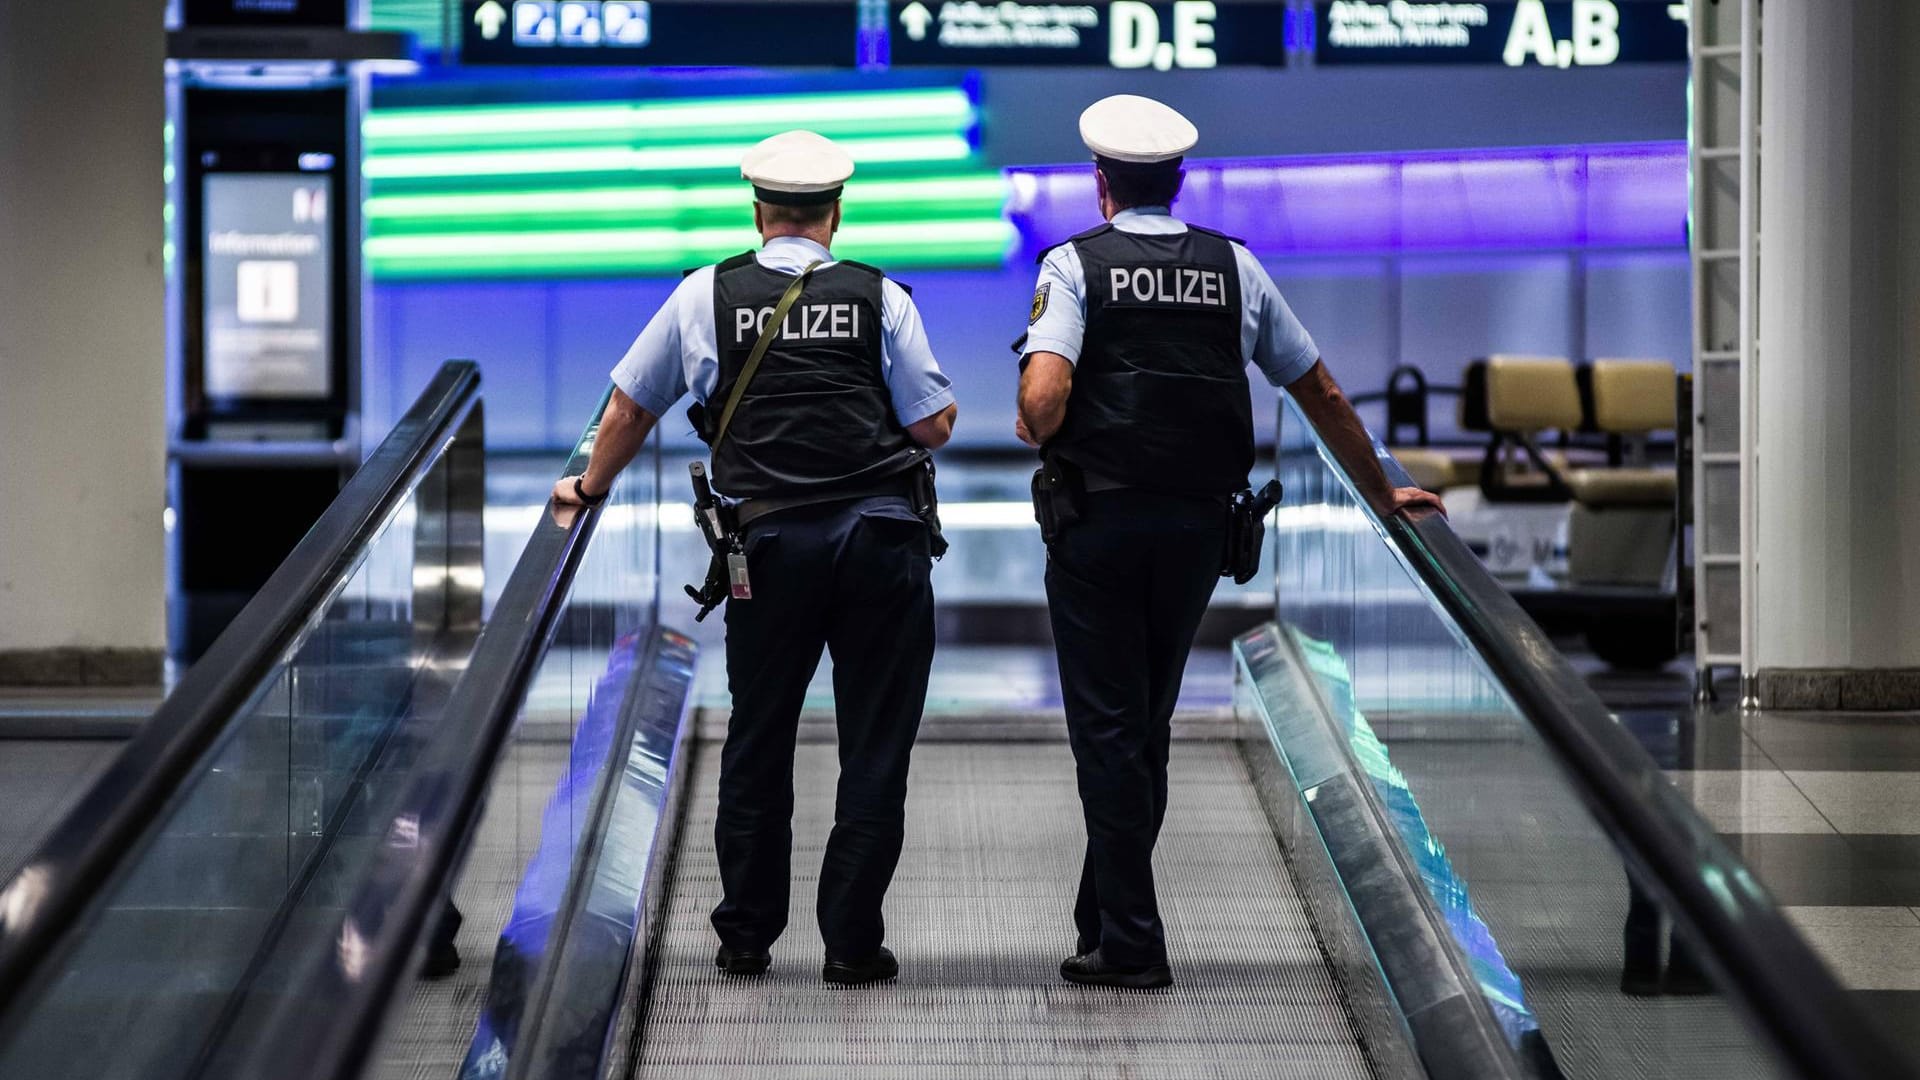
[1034,223,1114,265]
[1185,224,1248,246]
[833,258,884,279]
[832,257,908,295]
[711,259,822,451]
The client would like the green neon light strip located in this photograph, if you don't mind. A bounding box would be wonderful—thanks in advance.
[365,88,974,152]
[365,176,1009,233]
[367,220,1017,279]
[364,134,973,182]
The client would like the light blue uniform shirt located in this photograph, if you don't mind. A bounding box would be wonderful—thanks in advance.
[1022,206,1320,387]
[611,235,956,427]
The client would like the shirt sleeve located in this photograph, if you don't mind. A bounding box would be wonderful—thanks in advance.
[610,270,706,417]
[879,278,957,427]
[1020,244,1088,364]
[1236,244,1319,387]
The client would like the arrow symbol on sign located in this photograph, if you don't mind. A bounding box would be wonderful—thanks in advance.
[475,0,507,40]
[900,1,932,41]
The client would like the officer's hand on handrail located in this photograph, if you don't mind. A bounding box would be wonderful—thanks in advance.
[551,475,589,507]
[1375,485,1447,518]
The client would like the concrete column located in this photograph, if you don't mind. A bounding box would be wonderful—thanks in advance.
[0,7,167,684]
[1754,0,1920,707]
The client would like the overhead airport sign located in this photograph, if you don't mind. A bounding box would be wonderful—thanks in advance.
[1315,1,1688,67]
[182,0,350,27]
[460,1,859,65]
[888,1,1288,68]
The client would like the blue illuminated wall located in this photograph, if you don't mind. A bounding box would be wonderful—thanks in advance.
[364,64,1690,451]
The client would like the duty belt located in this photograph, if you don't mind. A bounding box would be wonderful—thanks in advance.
[734,477,914,529]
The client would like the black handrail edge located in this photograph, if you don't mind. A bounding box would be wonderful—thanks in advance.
[226,384,631,1080]
[1281,395,1914,1080]
[0,360,483,1022]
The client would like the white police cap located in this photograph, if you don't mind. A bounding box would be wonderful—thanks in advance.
[1079,94,1198,165]
[741,130,855,207]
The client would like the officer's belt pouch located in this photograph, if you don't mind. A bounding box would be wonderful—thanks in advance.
[1031,454,1084,546]
[686,402,715,446]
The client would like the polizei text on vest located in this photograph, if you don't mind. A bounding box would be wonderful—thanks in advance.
[1106,265,1229,307]
[731,302,867,345]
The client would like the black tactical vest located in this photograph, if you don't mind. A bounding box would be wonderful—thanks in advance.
[706,252,922,499]
[1050,223,1252,494]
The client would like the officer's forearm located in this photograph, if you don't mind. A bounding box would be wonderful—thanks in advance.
[907,402,958,450]
[1018,352,1074,444]
[580,388,659,496]
[1286,360,1395,506]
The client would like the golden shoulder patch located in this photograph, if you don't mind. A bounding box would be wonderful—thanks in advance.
[1029,282,1050,325]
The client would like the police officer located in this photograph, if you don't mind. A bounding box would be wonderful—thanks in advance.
[555,130,958,986]
[1017,95,1444,988]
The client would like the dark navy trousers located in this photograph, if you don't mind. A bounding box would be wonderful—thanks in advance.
[1046,489,1227,968]
[711,495,934,962]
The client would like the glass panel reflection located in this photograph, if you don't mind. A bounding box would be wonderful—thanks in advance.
[1270,395,1789,1080]
[373,405,662,1078]
[0,470,457,1080]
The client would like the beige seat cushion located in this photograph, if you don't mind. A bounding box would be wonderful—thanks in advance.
[1441,452,1481,488]
[1393,449,1455,492]
[1486,355,1582,433]
[1590,359,1676,433]
[1567,467,1677,506]
[1393,449,1481,491]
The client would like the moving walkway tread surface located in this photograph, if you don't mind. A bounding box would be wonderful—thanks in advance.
[369,737,575,1080]
[0,739,121,883]
[633,739,1380,1080]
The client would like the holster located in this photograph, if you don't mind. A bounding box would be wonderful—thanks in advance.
[684,462,739,622]
[906,457,950,559]
[1031,451,1085,546]
[1222,479,1284,585]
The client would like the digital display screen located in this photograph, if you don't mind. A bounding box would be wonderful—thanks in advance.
[201,173,335,401]
[1314,1,1688,67]
[888,1,1287,69]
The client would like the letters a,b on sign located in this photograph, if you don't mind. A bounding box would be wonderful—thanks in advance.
[1315,1,1690,68]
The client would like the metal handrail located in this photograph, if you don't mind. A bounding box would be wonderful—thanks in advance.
[0,360,483,1021]
[220,385,635,1080]
[1281,395,1913,1080]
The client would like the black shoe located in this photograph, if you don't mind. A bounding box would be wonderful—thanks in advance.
[1618,970,1663,997]
[1060,949,1172,989]
[421,940,461,980]
[1074,936,1096,958]
[715,945,771,976]
[823,946,898,986]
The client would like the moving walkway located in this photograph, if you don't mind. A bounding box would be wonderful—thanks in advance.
[0,364,1906,1079]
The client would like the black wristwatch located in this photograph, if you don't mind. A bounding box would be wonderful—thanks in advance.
[574,476,609,506]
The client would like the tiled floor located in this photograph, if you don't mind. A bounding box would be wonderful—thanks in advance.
[1603,677,1920,1062]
